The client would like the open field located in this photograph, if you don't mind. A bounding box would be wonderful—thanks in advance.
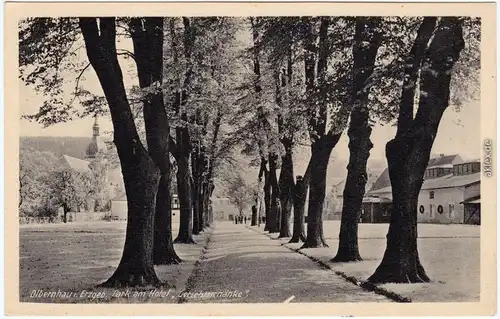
[19,220,480,303]
[258,220,480,302]
[19,221,211,303]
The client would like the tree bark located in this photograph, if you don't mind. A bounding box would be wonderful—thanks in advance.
[130,18,181,265]
[173,17,196,244]
[154,173,181,264]
[191,151,200,235]
[278,140,293,238]
[63,204,69,224]
[202,181,210,227]
[268,153,281,233]
[333,17,381,262]
[79,18,162,287]
[174,154,196,244]
[301,134,341,248]
[208,182,215,225]
[289,175,306,243]
[259,158,272,232]
[251,205,258,226]
[197,147,207,232]
[368,17,464,283]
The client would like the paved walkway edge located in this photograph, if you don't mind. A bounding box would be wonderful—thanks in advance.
[246,225,411,303]
[176,225,215,304]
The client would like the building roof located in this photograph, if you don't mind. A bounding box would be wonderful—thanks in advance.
[461,196,480,204]
[421,172,480,190]
[368,154,461,192]
[368,168,391,192]
[62,155,91,173]
[368,172,481,196]
[332,167,382,197]
[363,196,392,203]
[427,154,461,168]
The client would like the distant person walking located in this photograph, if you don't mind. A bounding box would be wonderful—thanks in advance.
[244,216,247,224]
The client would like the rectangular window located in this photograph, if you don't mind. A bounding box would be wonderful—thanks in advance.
[429,191,434,199]
[449,204,455,219]
[430,205,434,218]
[474,163,480,173]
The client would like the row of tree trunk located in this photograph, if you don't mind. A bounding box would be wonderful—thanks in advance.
[79,17,219,288]
[254,17,465,284]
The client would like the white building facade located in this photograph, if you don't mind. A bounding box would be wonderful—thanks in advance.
[364,155,481,224]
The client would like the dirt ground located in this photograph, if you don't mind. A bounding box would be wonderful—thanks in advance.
[19,220,480,303]
[264,221,480,302]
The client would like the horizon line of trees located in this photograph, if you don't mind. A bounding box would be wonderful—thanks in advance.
[19,150,115,222]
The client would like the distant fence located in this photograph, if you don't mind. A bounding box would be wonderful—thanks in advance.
[19,211,112,224]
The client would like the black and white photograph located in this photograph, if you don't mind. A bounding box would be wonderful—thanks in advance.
[6,2,496,316]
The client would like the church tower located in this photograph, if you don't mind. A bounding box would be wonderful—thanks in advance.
[85,115,108,159]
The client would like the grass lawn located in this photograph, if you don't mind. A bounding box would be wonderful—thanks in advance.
[272,221,480,302]
[19,221,210,303]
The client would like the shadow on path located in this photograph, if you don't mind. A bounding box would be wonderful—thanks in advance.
[182,222,392,303]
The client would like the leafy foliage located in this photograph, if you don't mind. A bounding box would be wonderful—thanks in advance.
[19,147,115,217]
[224,172,253,214]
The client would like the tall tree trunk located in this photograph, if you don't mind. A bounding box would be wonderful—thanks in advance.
[173,17,196,244]
[251,205,258,226]
[63,204,68,224]
[202,181,210,227]
[197,185,205,231]
[191,177,199,235]
[368,17,464,283]
[154,173,181,264]
[80,18,162,287]
[333,17,381,262]
[130,18,181,265]
[289,175,306,243]
[174,154,196,244]
[208,182,215,225]
[259,158,272,232]
[278,140,294,238]
[197,146,204,232]
[268,154,280,233]
[191,151,200,235]
[301,134,341,248]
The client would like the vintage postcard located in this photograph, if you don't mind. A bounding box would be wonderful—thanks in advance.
[5,1,497,316]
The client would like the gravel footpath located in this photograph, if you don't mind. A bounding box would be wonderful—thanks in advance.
[181,222,391,303]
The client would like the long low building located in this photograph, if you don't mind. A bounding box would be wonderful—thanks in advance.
[361,154,481,225]
[111,193,181,224]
